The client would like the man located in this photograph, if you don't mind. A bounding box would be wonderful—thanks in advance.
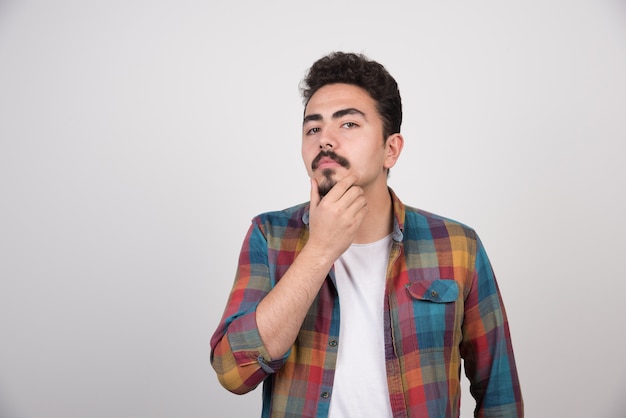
[211,52,523,417]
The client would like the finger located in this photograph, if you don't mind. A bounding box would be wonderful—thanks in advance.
[344,191,368,215]
[324,172,360,201]
[310,178,320,208]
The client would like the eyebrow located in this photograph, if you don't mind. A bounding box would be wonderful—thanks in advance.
[303,107,367,125]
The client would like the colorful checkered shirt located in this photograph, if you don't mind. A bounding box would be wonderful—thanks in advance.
[211,189,523,417]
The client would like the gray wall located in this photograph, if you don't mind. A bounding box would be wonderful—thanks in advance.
[1,1,625,417]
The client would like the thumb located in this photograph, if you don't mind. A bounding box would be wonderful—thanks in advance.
[310,178,320,208]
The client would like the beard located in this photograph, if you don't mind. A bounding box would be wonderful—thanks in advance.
[312,150,350,197]
[318,169,337,197]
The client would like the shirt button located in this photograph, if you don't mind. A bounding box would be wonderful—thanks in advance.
[328,340,337,347]
[431,290,439,298]
[321,392,329,399]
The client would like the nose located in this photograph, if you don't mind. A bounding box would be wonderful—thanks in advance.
[318,129,336,150]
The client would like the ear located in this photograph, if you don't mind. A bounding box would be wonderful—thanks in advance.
[383,133,404,169]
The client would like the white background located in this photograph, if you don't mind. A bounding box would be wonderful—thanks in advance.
[1,1,625,417]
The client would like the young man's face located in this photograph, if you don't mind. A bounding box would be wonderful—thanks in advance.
[302,83,396,197]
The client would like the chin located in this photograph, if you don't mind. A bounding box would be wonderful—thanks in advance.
[317,169,337,197]
[318,181,336,198]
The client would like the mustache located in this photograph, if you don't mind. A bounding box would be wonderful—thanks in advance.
[311,150,350,170]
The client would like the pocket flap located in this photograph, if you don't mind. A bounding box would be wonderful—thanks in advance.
[405,279,459,303]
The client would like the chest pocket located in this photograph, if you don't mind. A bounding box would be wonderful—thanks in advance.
[405,279,459,303]
[405,279,459,350]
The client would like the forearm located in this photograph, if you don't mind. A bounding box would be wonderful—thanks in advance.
[211,240,336,392]
[256,244,335,359]
[256,176,367,359]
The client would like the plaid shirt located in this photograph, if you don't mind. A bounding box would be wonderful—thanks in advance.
[211,189,523,417]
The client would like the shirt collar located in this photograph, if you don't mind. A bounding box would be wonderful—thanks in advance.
[389,188,405,242]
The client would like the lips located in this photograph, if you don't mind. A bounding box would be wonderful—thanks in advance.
[317,157,340,169]
[311,151,350,171]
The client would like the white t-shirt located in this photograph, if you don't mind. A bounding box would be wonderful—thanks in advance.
[327,234,393,418]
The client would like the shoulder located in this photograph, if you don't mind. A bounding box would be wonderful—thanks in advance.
[402,204,478,244]
[390,189,477,243]
[254,202,309,223]
[251,202,310,236]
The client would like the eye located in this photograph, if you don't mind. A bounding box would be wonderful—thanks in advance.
[341,122,359,129]
[306,127,321,135]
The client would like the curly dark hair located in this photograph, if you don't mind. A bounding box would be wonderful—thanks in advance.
[300,52,402,139]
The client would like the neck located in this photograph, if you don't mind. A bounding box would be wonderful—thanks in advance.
[353,183,393,244]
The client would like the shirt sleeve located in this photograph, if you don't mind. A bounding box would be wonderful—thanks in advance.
[210,218,289,394]
[460,236,524,417]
